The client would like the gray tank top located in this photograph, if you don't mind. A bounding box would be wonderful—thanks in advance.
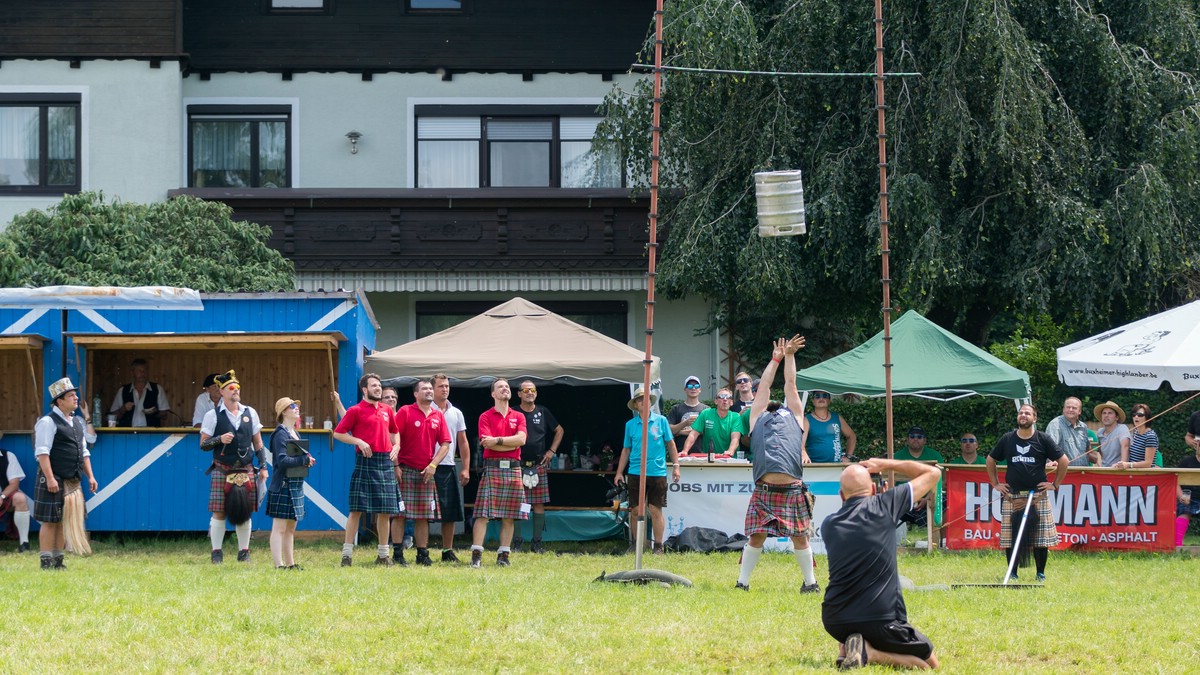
[750,408,805,482]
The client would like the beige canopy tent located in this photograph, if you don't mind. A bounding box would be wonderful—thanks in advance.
[365,297,661,387]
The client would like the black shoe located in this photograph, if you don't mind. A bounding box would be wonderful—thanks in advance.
[341,554,352,567]
[18,542,30,553]
[441,549,460,563]
[735,582,750,591]
[53,554,66,570]
[801,582,820,593]
[652,543,666,555]
[530,540,545,554]
[211,549,224,565]
[288,564,304,571]
[394,550,408,567]
[375,555,395,567]
[512,535,523,550]
[470,549,482,568]
[496,551,511,567]
[415,550,433,567]
[840,633,866,669]
[40,556,53,570]
[236,549,250,563]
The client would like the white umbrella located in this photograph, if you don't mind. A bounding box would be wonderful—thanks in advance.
[1056,299,1200,391]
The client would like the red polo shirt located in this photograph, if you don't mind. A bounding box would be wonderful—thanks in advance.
[479,407,525,459]
[334,400,398,455]
[395,403,450,470]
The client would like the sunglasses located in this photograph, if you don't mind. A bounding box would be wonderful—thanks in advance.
[735,377,750,384]
[520,388,537,393]
[908,434,925,439]
[812,393,831,399]
[289,403,300,410]
[224,384,240,391]
[685,383,701,389]
[960,438,977,443]
[716,394,733,400]
[1132,412,1146,417]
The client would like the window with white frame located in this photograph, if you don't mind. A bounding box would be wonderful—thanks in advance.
[415,106,623,189]
[267,0,332,13]
[0,94,81,194]
[187,105,291,188]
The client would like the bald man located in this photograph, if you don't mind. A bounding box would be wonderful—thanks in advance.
[822,458,942,670]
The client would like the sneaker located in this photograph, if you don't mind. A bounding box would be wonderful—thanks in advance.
[415,551,433,567]
[735,582,750,591]
[441,550,460,563]
[402,535,414,550]
[840,633,866,669]
[341,554,353,567]
[393,550,408,567]
[801,582,821,594]
[530,539,545,554]
[1007,573,1019,582]
[211,549,224,565]
[496,551,511,567]
[375,555,395,567]
[18,542,30,553]
[237,549,250,563]
[1036,572,1046,582]
[40,556,53,570]
[652,543,666,555]
[288,564,304,571]
[470,549,482,568]
[53,555,66,570]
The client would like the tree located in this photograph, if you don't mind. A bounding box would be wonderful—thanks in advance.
[0,192,295,291]
[601,0,1200,367]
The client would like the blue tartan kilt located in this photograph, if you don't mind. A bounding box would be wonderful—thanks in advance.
[348,453,399,515]
[265,477,306,522]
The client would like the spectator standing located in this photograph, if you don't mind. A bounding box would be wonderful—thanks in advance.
[894,426,942,529]
[516,380,563,553]
[199,370,267,564]
[1117,403,1159,469]
[730,371,755,413]
[109,357,170,427]
[804,390,856,463]
[615,386,680,553]
[1176,430,1200,546]
[332,373,400,567]
[1045,397,1098,467]
[470,379,528,568]
[0,433,33,552]
[1094,401,1130,467]
[265,397,315,569]
[667,376,708,451]
[680,388,743,457]
[431,373,470,562]
[390,379,450,567]
[822,458,942,669]
[191,373,221,428]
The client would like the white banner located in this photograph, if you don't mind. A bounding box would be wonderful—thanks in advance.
[663,462,846,554]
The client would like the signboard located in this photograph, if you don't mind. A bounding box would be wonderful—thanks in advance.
[944,466,1176,553]
[663,463,846,554]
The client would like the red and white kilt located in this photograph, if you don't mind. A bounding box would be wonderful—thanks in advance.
[397,466,439,520]
[475,465,528,521]
[208,464,257,514]
[522,462,550,504]
[744,483,813,537]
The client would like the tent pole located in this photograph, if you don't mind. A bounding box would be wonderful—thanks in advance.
[874,0,896,474]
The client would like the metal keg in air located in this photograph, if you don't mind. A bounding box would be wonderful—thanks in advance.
[754,170,806,237]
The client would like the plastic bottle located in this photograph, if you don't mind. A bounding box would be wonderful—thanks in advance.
[570,441,580,470]
[92,395,102,427]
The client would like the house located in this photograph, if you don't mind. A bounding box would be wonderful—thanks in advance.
[0,0,728,397]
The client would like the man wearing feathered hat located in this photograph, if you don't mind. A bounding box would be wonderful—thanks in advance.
[199,370,268,564]
[33,377,100,569]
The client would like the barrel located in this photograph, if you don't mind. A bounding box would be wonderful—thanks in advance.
[754,170,807,237]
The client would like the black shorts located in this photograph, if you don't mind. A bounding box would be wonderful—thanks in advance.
[432,465,464,523]
[824,620,934,661]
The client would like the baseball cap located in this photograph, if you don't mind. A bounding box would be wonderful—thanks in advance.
[684,375,701,386]
[908,426,925,436]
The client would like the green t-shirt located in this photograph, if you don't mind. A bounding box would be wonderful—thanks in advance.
[894,447,943,463]
[689,408,744,455]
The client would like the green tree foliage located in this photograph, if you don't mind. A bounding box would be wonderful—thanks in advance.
[601,0,1200,366]
[1,192,295,292]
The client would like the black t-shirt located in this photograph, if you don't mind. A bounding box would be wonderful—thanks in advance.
[668,402,708,448]
[518,405,559,462]
[1189,411,1200,439]
[822,483,913,625]
[989,429,1063,492]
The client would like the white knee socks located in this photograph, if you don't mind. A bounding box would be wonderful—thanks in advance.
[794,546,817,585]
[209,517,226,550]
[235,520,251,551]
[737,545,763,585]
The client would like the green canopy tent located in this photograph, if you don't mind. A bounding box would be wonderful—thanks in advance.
[795,311,1031,401]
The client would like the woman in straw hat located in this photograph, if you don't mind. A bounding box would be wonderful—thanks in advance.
[266,397,315,569]
[32,377,100,569]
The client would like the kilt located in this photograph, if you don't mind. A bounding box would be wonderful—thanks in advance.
[1000,492,1057,548]
[33,471,68,524]
[397,466,439,520]
[208,464,257,514]
[474,465,529,521]
[265,477,306,522]
[348,453,399,515]
[432,465,464,523]
[744,482,813,537]
[522,463,550,504]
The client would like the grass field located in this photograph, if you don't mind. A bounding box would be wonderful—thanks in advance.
[3,536,1197,673]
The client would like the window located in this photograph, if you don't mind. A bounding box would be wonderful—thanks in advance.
[416,106,623,189]
[266,0,333,13]
[188,105,291,188]
[406,0,466,13]
[0,94,81,195]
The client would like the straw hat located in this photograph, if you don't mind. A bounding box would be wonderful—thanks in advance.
[274,397,300,422]
[1093,401,1126,424]
[627,386,658,411]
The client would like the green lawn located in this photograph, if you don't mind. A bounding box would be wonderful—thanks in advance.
[3,537,1197,673]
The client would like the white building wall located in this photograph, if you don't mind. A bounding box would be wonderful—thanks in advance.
[0,60,183,229]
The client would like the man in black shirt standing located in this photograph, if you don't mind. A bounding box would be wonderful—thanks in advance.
[986,403,1068,582]
[516,380,563,553]
[822,457,941,669]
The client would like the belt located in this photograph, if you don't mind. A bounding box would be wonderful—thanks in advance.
[520,460,540,468]
[484,458,521,469]
[757,482,805,493]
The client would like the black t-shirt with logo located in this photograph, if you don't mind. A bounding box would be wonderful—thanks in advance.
[989,429,1063,492]
[519,405,559,462]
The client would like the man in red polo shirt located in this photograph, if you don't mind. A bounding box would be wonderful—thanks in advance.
[470,378,528,568]
[389,379,450,567]
[332,373,400,567]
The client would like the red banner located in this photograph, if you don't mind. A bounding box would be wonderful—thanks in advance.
[944,466,1177,553]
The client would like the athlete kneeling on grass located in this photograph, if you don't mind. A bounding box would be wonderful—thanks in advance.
[821,458,942,670]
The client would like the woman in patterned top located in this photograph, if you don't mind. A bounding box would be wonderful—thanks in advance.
[1118,403,1159,469]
